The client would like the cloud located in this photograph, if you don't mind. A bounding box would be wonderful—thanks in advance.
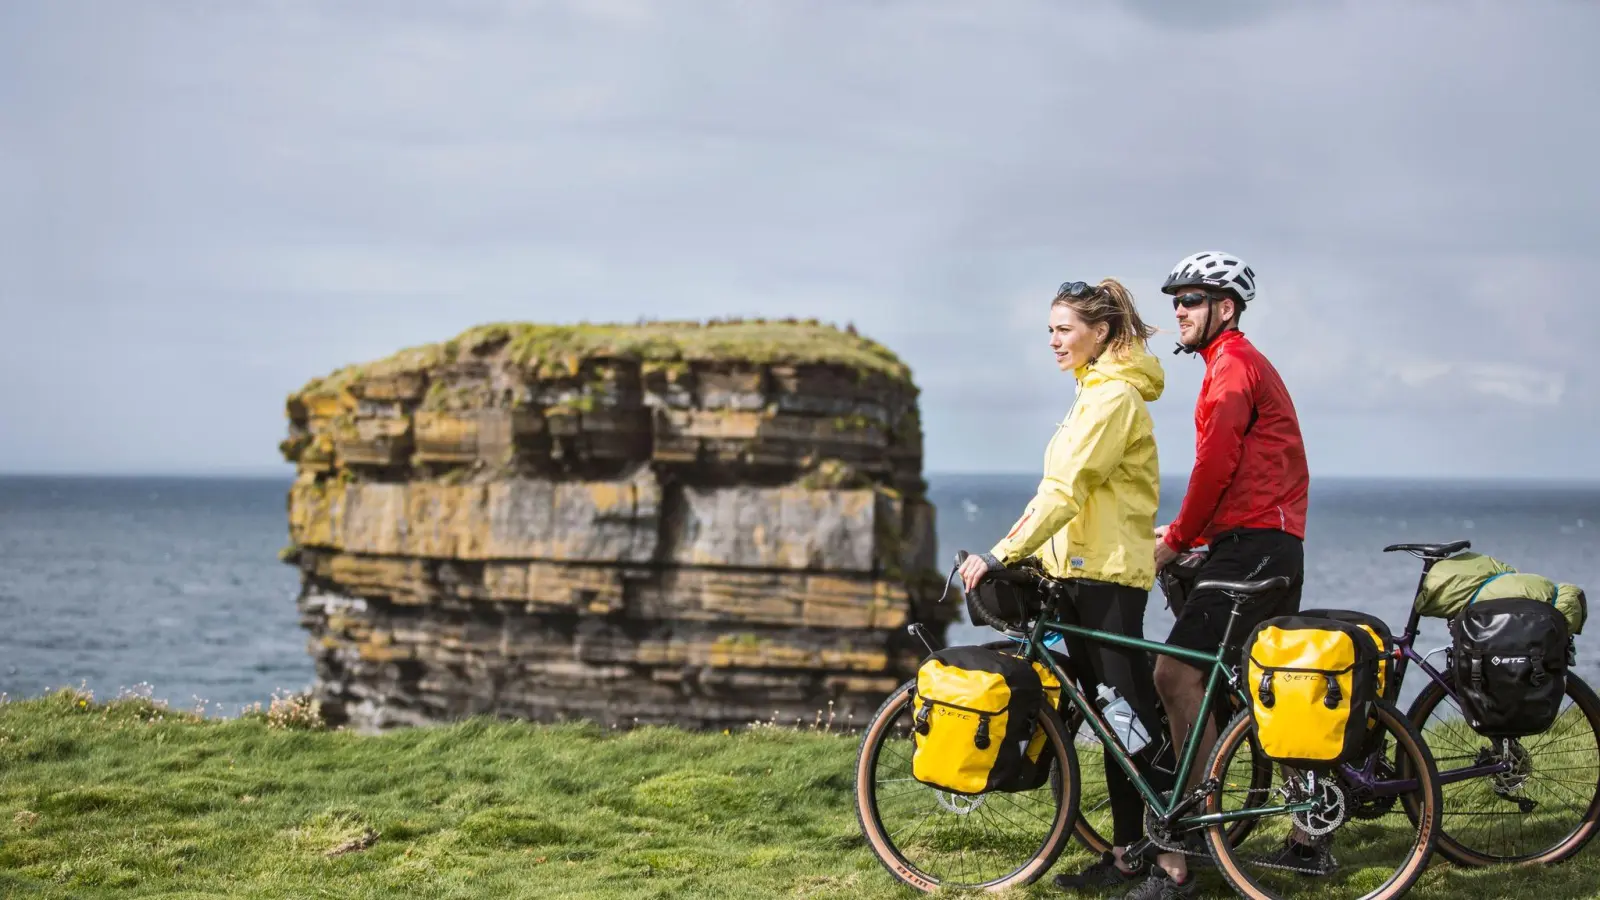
[1463,365,1566,407]
[0,0,1597,477]
[1384,358,1565,407]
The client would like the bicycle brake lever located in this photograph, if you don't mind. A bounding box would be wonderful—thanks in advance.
[907,623,939,656]
[941,561,964,603]
[941,550,979,603]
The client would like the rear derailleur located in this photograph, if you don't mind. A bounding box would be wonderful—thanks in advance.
[1478,738,1538,813]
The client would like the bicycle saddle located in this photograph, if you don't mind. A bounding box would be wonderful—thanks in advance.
[1193,575,1293,596]
[1382,540,1470,558]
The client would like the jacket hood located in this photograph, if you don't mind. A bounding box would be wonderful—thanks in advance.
[1079,340,1165,401]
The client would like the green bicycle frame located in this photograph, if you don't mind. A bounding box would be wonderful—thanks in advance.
[1015,611,1317,830]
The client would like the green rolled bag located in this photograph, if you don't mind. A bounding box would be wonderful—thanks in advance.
[1413,551,1587,634]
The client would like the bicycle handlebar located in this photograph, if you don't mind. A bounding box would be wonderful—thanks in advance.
[950,550,1056,595]
[959,550,1292,605]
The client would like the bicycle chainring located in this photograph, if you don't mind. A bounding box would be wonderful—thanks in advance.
[1142,808,1188,853]
[1349,758,1400,819]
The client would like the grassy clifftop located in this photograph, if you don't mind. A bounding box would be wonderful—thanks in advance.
[0,689,883,899]
[0,689,1589,899]
[291,318,915,405]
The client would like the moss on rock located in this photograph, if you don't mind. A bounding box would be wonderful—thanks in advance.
[290,319,913,407]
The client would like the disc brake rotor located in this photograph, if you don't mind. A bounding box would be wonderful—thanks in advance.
[1489,739,1534,795]
[936,791,986,815]
[1291,780,1347,837]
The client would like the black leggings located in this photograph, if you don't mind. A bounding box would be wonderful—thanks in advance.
[1059,579,1175,847]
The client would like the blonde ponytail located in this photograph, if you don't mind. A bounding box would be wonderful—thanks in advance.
[1051,277,1157,354]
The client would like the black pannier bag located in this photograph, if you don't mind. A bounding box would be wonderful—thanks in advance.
[1450,597,1571,737]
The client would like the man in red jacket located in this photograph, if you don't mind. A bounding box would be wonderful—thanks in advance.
[1138,251,1315,895]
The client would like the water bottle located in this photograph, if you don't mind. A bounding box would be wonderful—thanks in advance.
[1096,685,1151,754]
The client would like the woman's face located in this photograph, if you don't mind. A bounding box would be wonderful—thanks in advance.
[1048,303,1107,372]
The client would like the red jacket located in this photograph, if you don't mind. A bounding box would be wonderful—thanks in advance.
[1163,329,1309,552]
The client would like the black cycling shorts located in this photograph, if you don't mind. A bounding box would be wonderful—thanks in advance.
[1164,528,1304,668]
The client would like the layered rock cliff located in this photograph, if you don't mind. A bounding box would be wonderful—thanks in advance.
[279,319,954,730]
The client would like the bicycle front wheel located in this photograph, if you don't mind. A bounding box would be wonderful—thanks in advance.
[1404,669,1600,866]
[854,679,1080,893]
[1203,701,1441,900]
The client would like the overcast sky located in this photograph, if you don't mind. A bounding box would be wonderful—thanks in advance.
[2,0,1596,479]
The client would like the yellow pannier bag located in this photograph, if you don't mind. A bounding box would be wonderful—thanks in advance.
[1300,608,1397,757]
[1009,653,1063,792]
[1245,616,1381,769]
[911,646,1044,795]
[1299,608,1397,702]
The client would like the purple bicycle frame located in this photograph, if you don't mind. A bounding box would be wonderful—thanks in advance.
[1337,549,1514,794]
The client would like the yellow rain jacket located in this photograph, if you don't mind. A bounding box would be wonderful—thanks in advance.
[990,342,1164,590]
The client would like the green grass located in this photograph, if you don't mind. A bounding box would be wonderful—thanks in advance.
[1,689,1597,899]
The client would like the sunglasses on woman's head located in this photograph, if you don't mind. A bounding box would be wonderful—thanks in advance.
[1058,281,1099,298]
[1171,291,1211,310]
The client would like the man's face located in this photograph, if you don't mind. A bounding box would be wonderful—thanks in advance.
[1173,288,1234,347]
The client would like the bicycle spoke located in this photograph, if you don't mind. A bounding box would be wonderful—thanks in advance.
[856,685,1074,891]
[1205,704,1438,900]
[1414,674,1600,865]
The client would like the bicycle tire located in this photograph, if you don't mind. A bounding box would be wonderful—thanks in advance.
[1203,701,1442,900]
[854,679,1081,893]
[1402,669,1600,866]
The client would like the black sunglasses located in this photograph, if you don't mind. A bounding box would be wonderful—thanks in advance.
[1172,291,1212,310]
[1058,281,1099,299]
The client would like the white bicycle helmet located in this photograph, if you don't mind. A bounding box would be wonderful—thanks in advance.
[1161,251,1257,305]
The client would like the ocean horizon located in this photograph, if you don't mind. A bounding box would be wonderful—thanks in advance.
[5,470,1600,484]
[3,473,1596,714]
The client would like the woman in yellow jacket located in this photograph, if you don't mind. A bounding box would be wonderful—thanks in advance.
[958,278,1172,894]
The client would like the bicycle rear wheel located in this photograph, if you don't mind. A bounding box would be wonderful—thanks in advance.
[854,679,1080,892]
[1403,670,1600,866]
[1203,702,1441,900]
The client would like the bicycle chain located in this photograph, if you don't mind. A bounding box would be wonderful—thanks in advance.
[1246,850,1340,877]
